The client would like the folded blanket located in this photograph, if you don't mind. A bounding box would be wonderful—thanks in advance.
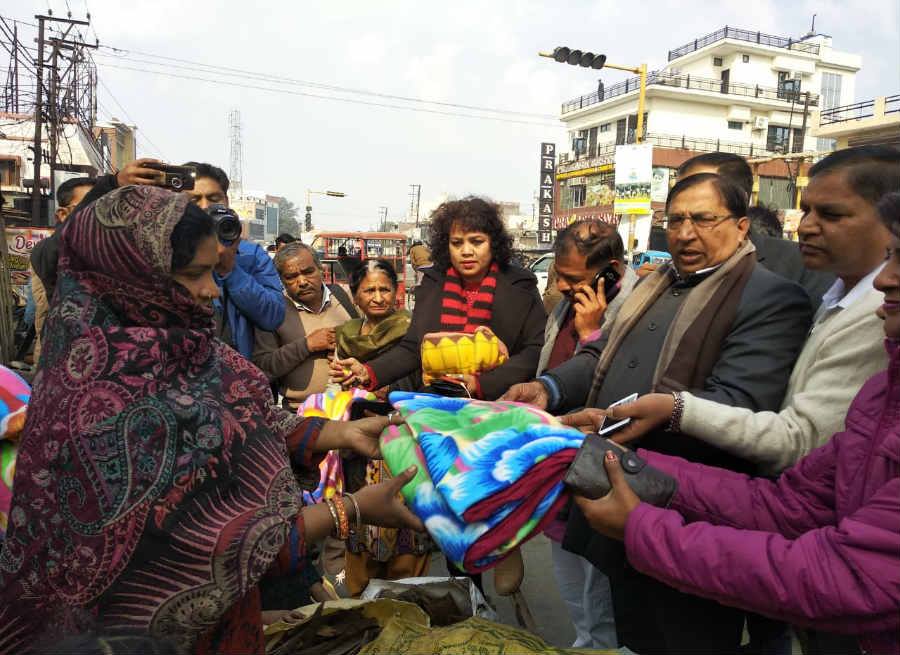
[0,365,30,543]
[380,392,584,573]
[298,388,376,504]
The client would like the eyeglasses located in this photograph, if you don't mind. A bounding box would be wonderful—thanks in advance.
[664,214,737,232]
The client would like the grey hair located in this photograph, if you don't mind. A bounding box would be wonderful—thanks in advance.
[273,242,321,274]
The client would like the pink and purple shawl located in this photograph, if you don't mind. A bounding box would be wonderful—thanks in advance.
[0,186,309,653]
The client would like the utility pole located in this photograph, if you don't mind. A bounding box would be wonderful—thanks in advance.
[30,17,46,224]
[408,184,421,226]
[228,109,243,197]
[379,206,389,231]
[29,13,95,225]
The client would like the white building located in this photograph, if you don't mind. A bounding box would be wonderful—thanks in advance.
[554,26,862,254]
[560,27,861,164]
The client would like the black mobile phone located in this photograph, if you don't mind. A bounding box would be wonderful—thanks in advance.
[591,265,621,298]
[143,163,197,191]
[348,399,393,421]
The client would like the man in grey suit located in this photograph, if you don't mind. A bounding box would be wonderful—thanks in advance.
[503,172,812,654]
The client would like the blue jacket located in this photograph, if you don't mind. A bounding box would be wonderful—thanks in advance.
[214,240,285,358]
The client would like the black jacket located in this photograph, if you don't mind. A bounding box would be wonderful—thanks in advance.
[367,264,547,400]
[31,173,118,300]
[750,233,833,308]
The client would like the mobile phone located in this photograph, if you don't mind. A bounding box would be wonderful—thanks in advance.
[591,265,621,298]
[143,163,197,191]
[348,399,394,421]
[597,392,638,436]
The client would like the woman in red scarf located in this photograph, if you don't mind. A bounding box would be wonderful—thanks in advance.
[0,186,422,654]
[332,197,547,400]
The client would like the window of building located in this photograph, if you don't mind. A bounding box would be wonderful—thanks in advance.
[816,137,837,152]
[600,123,610,133]
[571,185,586,208]
[777,71,800,101]
[713,56,723,66]
[767,125,791,153]
[728,120,743,130]
[0,159,18,187]
[588,126,598,157]
[820,72,843,109]
[616,118,627,145]
[792,127,805,153]
[742,54,750,63]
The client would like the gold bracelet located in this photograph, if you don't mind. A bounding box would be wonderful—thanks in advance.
[345,493,363,531]
[324,498,341,537]
[333,496,350,540]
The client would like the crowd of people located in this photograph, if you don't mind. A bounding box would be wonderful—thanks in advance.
[0,144,896,655]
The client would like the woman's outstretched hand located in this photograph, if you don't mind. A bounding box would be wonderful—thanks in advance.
[354,466,425,531]
[318,415,397,459]
[573,450,640,541]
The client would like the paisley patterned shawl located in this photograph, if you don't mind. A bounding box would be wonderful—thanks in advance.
[0,186,306,653]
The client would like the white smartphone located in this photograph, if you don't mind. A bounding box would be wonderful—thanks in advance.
[597,392,639,436]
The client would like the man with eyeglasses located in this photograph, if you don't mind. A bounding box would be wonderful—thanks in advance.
[503,172,812,654]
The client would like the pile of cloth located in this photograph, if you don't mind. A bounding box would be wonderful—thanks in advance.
[379,392,584,573]
[0,365,31,542]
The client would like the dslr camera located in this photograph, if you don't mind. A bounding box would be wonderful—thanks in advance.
[205,204,242,246]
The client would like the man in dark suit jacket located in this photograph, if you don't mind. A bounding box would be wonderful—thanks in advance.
[503,173,812,654]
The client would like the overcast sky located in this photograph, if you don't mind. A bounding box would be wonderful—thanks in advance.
[10,0,900,230]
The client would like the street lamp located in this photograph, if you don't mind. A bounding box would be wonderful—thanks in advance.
[304,189,346,232]
[539,47,647,144]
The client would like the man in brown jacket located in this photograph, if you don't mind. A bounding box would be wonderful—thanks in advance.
[253,243,357,408]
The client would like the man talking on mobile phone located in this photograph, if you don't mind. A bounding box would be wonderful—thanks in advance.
[535,220,637,651]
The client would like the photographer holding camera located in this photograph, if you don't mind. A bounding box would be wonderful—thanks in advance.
[183,162,285,358]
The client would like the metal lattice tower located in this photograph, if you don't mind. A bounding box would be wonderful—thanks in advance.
[228,108,243,194]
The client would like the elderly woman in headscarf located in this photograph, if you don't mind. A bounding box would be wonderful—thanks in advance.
[0,186,422,654]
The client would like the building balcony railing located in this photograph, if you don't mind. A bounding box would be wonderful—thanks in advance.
[819,94,900,125]
[668,26,820,62]
[561,71,819,115]
[557,132,789,174]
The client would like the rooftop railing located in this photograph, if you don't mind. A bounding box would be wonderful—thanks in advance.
[668,26,820,61]
[561,70,819,115]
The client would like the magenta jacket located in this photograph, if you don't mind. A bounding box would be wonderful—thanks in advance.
[626,341,900,655]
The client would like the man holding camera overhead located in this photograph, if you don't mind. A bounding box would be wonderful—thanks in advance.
[183,162,285,359]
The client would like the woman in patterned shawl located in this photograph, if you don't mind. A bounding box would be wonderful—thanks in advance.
[0,185,422,654]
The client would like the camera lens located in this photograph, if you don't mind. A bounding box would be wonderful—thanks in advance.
[170,175,183,190]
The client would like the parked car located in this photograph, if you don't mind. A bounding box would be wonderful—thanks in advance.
[529,253,554,295]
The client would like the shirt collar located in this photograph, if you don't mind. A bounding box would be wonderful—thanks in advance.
[294,284,331,313]
[816,261,885,319]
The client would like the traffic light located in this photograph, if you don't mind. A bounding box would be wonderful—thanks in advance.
[551,47,607,69]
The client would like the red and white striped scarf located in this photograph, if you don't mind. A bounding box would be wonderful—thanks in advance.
[439,262,499,333]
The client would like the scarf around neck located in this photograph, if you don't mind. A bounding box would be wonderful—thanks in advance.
[336,310,411,362]
[0,186,306,653]
[439,263,499,333]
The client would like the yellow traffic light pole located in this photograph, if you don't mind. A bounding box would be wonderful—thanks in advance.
[539,52,647,144]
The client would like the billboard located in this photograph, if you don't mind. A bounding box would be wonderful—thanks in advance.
[538,142,555,245]
[614,144,652,215]
[650,167,671,203]
[6,227,54,298]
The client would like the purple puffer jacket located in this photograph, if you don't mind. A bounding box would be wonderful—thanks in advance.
[626,340,900,655]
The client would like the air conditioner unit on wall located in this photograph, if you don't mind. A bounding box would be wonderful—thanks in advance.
[753,116,769,131]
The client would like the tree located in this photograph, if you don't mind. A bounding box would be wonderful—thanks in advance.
[278,198,301,236]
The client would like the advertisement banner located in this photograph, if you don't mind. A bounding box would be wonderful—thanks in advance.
[538,142,555,245]
[6,227,54,298]
[614,144,652,215]
[650,167,671,203]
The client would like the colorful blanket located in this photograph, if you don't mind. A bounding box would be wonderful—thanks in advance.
[0,365,31,543]
[380,392,584,572]
[298,388,375,504]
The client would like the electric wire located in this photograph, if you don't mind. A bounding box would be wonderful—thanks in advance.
[95,46,557,120]
[95,61,561,128]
